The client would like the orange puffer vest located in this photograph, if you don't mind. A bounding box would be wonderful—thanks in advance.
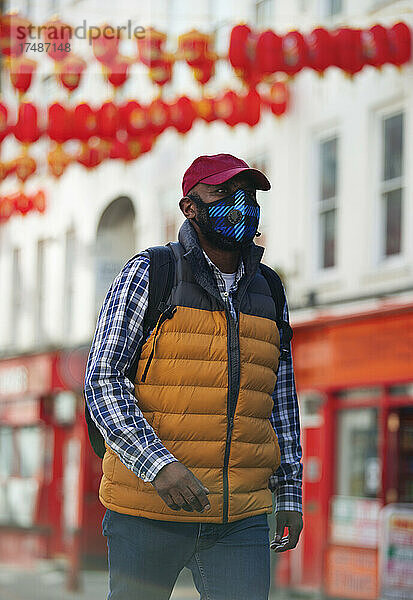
[99,220,282,523]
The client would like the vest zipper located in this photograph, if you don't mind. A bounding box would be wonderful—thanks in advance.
[140,305,177,383]
[222,301,241,523]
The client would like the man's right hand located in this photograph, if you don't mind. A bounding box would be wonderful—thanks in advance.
[151,462,211,513]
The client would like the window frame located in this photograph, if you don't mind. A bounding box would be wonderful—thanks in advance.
[315,131,340,273]
[372,103,407,269]
[254,0,275,28]
[10,247,22,348]
[380,111,405,259]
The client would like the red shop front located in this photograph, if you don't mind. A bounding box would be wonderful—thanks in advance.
[0,348,106,568]
[276,298,413,599]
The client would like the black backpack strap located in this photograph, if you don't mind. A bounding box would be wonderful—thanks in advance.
[126,243,176,381]
[142,244,176,342]
[259,263,293,361]
[84,394,106,459]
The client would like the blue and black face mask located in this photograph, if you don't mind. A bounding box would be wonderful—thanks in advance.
[191,188,260,249]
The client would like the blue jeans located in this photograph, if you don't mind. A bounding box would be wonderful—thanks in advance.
[102,508,271,600]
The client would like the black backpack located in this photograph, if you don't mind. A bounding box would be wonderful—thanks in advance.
[84,243,293,459]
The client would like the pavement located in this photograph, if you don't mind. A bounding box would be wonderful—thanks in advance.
[0,560,312,600]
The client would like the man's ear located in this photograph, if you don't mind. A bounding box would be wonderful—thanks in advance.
[180,196,196,219]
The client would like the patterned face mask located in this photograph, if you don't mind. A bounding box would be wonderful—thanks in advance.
[196,189,260,244]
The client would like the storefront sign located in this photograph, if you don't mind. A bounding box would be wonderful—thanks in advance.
[294,308,413,388]
[330,496,381,548]
[0,355,53,398]
[379,504,413,600]
[325,546,378,599]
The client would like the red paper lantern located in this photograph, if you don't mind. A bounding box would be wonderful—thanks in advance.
[9,56,36,96]
[170,96,196,134]
[229,24,261,86]
[13,191,34,216]
[193,57,216,85]
[48,103,73,143]
[96,101,119,140]
[91,24,120,66]
[13,154,37,183]
[281,31,309,76]
[0,13,31,58]
[105,55,131,89]
[48,143,72,178]
[361,25,390,68]
[0,160,16,182]
[42,18,72,62]
[120,101,149,136]
[195,96,216,123]
[307,27,336,74]
[388,22,411,67]
[215,90,242,127]
[73,103,97,140]
[268,81,289,116]
[14,102,41,144]
[256,30,283,75]
[0,103,9,143]
[149,54,174,87]
[77,142,105,169]
[229,25,251,70]
[241,89,261,127]
[147,99,170,136]
[58,55,87,92]
[178,30,212,68]
[137,28,167,68]
[333,28,364,76]
[32,190,46,213]
[124,138,144,161]
[109,133,130,161]
[0,195,15,224]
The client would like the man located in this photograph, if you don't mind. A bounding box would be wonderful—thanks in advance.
[84,153,303,600]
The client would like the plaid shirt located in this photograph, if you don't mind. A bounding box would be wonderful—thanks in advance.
[84,249,303,514]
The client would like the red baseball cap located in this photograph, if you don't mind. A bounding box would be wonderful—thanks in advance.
[182,153,271,196]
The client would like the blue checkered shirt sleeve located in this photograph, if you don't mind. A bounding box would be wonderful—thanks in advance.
[268,287,303,514]
[83,252,178,483]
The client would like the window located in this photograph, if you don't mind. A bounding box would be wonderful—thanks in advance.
[4,1,33,17]
[0,427,14,478]
[381,112,404,257]
[11,248,22,345]
[326,0,343,16]
[255,0,274,28]
[16,426,44,478]
[0,425,45,526]
[35,239,48,344]
[63,229,76,337]
[318,136,338,269]
[336,408,379,498]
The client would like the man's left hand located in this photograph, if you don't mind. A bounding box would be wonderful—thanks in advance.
[270,510,303,552]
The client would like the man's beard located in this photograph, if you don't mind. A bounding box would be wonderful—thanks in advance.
[187,192,254,252]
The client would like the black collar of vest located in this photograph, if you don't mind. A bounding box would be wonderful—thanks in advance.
[178,219,265,309]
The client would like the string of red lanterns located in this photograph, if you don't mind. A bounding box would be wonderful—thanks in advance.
[0,189,46,224]
[0,83,289,182]
[1,15,411,97]
[0,14,410,225]
[230,21,411,81]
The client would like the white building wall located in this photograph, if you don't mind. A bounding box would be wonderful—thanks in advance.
[0,0,412,356]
